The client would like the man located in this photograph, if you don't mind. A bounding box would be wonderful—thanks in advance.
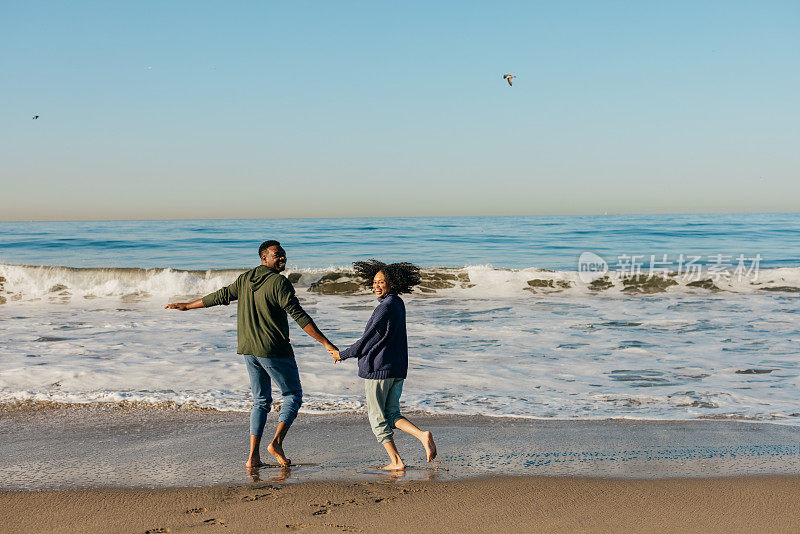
[165,240,337,468]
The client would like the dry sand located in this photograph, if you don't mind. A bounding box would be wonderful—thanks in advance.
[3,475,800,533]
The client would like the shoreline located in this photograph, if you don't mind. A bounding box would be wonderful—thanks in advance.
[4,404,800,532]
[4,398,798,424]
[3,403,800,491]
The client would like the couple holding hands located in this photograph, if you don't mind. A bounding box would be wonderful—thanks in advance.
[166,240,436,471]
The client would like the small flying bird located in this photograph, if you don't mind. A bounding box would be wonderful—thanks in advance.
[503,74,516,86]
[32,115,39,120]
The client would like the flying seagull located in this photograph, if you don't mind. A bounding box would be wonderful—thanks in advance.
[32,115,39,120]
[503,74,516,86]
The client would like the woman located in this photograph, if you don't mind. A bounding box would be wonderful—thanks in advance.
[329,260,437,470]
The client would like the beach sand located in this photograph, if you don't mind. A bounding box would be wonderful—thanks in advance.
[3,403,800,532]
[4,475,800,533]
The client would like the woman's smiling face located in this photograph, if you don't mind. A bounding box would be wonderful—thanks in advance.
[373,271,389,298]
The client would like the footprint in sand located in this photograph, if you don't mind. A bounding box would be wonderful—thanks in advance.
[324,525,359,533]
[398,487,428,495]
[252,484,283,491]
[285,524,312,531]
[310,498,358,515]
[145,529,170,534]
[242,485,283,501]
[185,507,207,514]
[203,518,226,526]
[286,524,357,532]
[242,492,275,502]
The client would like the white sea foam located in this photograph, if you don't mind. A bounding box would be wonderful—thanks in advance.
[2,263,799,302]
[0,264,244,301]
[2,266,799,422]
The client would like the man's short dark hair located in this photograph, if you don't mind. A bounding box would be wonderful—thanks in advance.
[259,240,281,258]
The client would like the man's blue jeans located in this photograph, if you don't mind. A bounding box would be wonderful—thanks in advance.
[243,354,303,436]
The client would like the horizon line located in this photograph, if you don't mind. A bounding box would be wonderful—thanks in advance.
[2,209,798,224]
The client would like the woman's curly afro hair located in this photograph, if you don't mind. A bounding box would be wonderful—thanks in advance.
[353,259,421,294]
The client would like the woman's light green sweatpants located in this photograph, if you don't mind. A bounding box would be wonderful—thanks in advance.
[364,378,404,443]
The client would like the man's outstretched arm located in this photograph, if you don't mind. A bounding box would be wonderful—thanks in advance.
[164,299,205,311]
[167,276,242,311]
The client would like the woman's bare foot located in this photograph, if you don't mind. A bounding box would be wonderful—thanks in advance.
[422,431,437,462]
[380,461,406,470]
[380,440,405,470]
[393,418,437,463]
[267,440,291,467]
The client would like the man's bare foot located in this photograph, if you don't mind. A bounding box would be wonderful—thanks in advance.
[422,431,437,462]
[267,440,291,467]
[380,461,406,470]
[246,456,264,469]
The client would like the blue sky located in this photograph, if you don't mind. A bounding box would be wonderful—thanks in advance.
[2,1,798,220]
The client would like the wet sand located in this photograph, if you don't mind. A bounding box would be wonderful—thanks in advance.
[3,402,800,490]
[3,403,800,532]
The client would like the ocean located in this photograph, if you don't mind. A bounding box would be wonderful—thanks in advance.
[1,213,799,422]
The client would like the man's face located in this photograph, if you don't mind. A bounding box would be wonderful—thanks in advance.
[262,245,287,272]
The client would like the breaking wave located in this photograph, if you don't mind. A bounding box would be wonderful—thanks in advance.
[1,263,799,303]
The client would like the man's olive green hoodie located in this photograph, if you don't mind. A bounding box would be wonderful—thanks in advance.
[201,265,312,358]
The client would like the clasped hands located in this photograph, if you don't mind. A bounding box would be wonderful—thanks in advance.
[325,344,341,363]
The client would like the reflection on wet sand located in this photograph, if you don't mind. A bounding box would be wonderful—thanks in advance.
[248,465,293,484]
[379,466,442,484]
[247,461,445,485]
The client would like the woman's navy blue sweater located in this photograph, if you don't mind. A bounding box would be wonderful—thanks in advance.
[339,293,408,379]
